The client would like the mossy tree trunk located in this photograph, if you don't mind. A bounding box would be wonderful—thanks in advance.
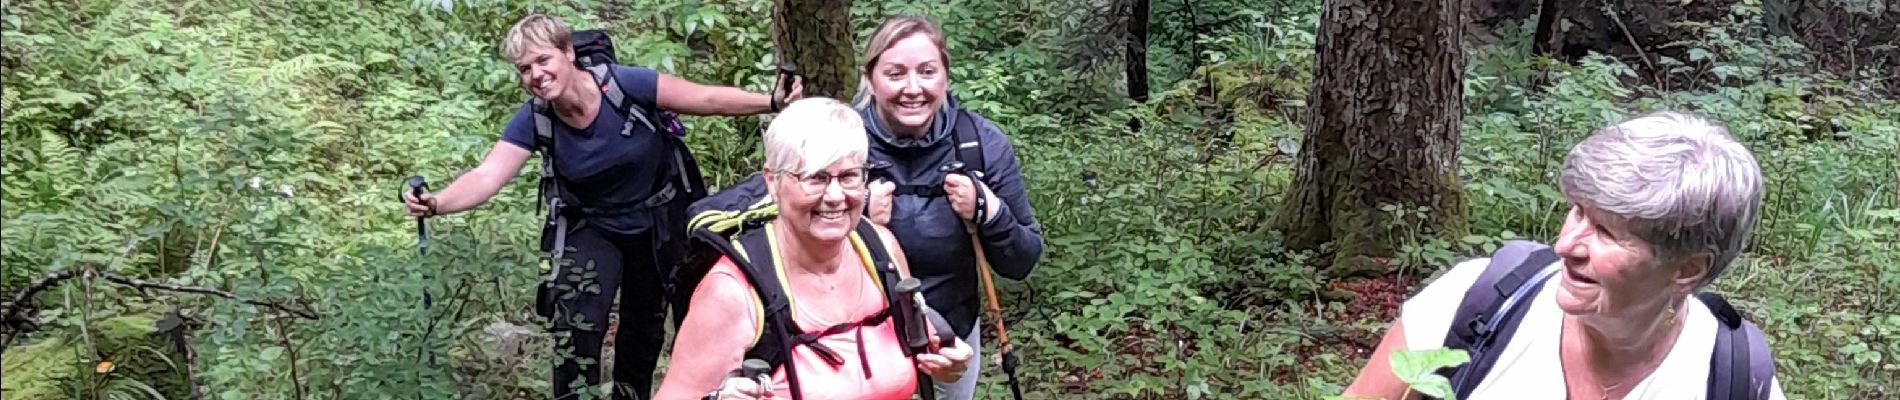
[771,0,857,99]
[1272,0,1470,276]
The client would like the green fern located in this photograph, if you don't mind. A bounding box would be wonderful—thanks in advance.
[233,54,364,88]
[37,130,84,202]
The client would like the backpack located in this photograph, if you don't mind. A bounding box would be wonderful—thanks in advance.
[1435,240,1778,400]
[673,174,955,400]
[530,29,709,319]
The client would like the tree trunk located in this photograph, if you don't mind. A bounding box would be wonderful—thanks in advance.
[1272,0,1470,276]
[1531,0,1564,59]
[1125,0,1151,102]
[771,0,857,99]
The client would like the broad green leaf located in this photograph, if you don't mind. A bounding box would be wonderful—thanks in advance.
[259,346,284,361]
[1390,348,1470,399]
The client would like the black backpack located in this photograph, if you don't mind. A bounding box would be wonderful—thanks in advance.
[1435,240,1779,399]
[672,175,955,400]
[530,29,709,319]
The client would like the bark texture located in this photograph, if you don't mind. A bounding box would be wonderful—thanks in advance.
[1273,0,1471,275]
[771,0,858,99]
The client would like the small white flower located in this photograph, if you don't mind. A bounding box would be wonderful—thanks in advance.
[249,177,262,189]
[277,184,294,198]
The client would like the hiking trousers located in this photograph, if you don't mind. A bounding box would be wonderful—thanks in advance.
[548,225,668,400]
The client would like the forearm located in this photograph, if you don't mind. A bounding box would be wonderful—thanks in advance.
[976,200,1044,281]
[431,169,508,215]
[685,86,774,116]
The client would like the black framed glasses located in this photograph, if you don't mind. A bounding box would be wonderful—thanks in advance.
[774,168,867,195]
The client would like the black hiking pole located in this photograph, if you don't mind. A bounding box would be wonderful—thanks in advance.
[895,278,939,400]
[742,359,771,393]
[778,62,798,97]
[707,359,772,399]
[406,176,437,367]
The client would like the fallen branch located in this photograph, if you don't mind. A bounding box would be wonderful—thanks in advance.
[2,266,320,350]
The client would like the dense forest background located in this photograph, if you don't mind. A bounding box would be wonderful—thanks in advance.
[2,0,1895,398]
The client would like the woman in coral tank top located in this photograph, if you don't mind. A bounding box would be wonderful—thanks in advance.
[654,98,973,400]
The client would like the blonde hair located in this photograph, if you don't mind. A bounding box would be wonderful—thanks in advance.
[501,14,571,61]
[764,98,870,177]
[851,15,951,108]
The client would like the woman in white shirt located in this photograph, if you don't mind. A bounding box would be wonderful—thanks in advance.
[1343,111,1786,400]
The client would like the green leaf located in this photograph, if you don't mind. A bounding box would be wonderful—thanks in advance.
[259,346,286,361]
[1390,348,1470,399]
[31,88,94,107]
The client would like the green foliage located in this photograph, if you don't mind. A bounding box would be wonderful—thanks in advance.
[1389,348,1470,400]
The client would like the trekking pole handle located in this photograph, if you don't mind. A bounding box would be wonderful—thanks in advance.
[772,62,798,111]
[407,175,429,237]
[895,278,929,350]
[938,161,987,227]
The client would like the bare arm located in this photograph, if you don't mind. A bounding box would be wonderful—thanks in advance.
[404,142,530,216]
[653,265,762,400]
[656,72,797,116]
[1342,319,1421,400]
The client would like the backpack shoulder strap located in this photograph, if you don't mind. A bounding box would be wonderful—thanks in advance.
[1698,292,1777,400]
[852,220,911,352]
[531,98,559,215]
[1440,240,1563,399]
[950,110,986,178]
[731,226,807,400]
[584,64,658,133]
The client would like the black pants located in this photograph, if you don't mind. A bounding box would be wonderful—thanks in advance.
[548,225,668,400]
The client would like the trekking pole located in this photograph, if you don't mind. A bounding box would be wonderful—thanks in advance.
[773,62,799,109]
[943,162,1026,400]
[707,359,772,400]
[742,359,771,394]
[406,176,437,367]
[895,278,939,400]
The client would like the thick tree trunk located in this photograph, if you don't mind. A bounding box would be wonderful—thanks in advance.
[771,0,857,99]
[1125,0,1151,102]
[1272,0,1470,276]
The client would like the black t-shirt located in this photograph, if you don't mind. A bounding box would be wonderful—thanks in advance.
[500,65,672,235]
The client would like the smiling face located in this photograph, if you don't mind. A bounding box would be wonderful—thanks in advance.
[867,34,950,136]
[1550,205,1689,318]
[512,43,576,101]
[769,159,868,244]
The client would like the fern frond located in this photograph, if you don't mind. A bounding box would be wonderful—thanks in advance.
[37,130,83,200]
[270,53,363,83]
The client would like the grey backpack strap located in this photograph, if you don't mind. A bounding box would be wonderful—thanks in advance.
[1699,292,1778,400]
[1439,240,1562,400]
[532,98,558,216]
[584,64,656,133]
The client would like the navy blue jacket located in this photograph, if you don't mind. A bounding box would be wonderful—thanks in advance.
[860,95,1045,338]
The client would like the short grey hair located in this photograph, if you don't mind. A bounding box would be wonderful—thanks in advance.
[763,98,869,177]
[1558,111,1765,290]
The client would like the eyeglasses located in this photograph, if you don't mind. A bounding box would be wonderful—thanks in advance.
[774,168,867,195]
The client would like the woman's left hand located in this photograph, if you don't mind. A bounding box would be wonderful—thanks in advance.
[916,333,973,383]
[773,74,805,110]
[943,174,999,225]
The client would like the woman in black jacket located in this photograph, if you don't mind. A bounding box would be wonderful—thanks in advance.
[853,15,1046,399]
